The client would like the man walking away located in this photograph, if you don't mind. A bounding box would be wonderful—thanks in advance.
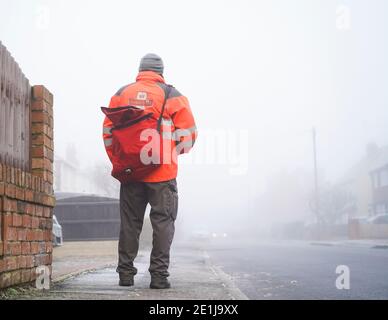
[102,54,197,289]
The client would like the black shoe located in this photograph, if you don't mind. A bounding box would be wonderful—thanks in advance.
[150,277,171,289]
[119,275,134,287]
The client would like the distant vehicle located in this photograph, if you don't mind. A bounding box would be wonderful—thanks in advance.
[191,230,211,240]
[367,214,388,225]
[211,232,228,239]
[191,229,228,241]
[52,215,63,246]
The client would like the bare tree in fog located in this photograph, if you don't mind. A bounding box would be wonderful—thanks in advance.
[89,163,120,198]
[309,184,356,226]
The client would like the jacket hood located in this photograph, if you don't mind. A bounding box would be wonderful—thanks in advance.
[136,71,165,83]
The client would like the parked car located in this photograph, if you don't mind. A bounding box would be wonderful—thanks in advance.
[351,216,369,224]
[52,215,63,246]
[367,214,388,224]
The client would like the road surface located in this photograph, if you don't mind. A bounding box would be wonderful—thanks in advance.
[205,240,388,300]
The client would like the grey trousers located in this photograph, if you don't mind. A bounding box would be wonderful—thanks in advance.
[116,179,178,279]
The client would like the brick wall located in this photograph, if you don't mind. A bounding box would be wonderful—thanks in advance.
[0,85,55,289]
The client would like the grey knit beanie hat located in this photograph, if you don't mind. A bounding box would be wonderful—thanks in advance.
[139,53,164,75]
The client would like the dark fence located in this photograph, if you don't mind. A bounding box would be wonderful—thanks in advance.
[0,41,31,171]
[54,196,121,241]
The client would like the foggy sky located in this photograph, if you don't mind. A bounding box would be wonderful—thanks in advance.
[1,0,388,230]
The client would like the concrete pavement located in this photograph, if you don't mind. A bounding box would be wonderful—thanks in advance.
[51,241,119,282]
[15,242,248,300]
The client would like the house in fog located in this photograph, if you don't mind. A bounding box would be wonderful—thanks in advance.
[339,144,388,218]
[54,155,109,196]
[369,151,388,215]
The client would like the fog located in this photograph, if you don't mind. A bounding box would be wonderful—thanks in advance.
[1,0,388,239]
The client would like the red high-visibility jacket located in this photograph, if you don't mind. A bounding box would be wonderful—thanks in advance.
[102,71,197,183]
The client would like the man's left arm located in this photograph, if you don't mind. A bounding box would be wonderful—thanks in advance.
[167,92,197,155]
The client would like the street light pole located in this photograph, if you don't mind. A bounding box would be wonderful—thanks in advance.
[312,127,320,225]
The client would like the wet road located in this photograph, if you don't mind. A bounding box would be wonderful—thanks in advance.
[205,240,388,300]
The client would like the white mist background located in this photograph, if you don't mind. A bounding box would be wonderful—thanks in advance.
[1,0,388,235]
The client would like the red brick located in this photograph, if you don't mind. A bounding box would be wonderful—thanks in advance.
[5,184,16,198]
[31,145,44,158]
[21,242,31,255]
[15,187,25,200]
[31,134,52,149]
[21,269,31,283]
[5,227,18,241]
[25,189,34,202]
[23,215,32,228]
[47,254,52,265]
[16,169,22,186]
[0,259,5,273]
[3,198,17,212]
[0,272,12,288]
[26,230,35,241]
[39,242,46,254]
[31,242,39,254]
[32,159,53,173]
[17,228,27,241]
[2,216,10,241]
[12,213,23,227]
[35,230,43,241]
[5,256,18,271]
[34,254,51,267]
[17,200,26,213]
[31,111,50,124]
[32,123,53,139]
[0,182,5,195]
[11,270,21,286]
[20,171,25,186]
[31,100,52,113]
[5,166,11,183]
[25,256,34,268]
[0,163,3,181]
[44,230,52,241]
[46,242,53,254]
[42,195,55,207]
[37,230,44,241]
[35,205,44,217]
[33,85,53,105]
[25,203,35,215]
[39,218,46,229]
[31,217,40,229]
[23,214,32,228]
[47,219,53,229]
[46,147,54,160]
[34,255,42,267]
[25,173,32,189]
[32,176,38,190]
[47,172,53,184]
[32,158,44,170]
[5,167,11,183]
[44,159,53,171]
[17,255,27,269]
[44,207,52,218]
[7,242,22,255]
[33,192,43,204]
[11,167,16,184]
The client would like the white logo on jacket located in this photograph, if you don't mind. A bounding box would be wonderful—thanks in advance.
[137,92,148,100]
